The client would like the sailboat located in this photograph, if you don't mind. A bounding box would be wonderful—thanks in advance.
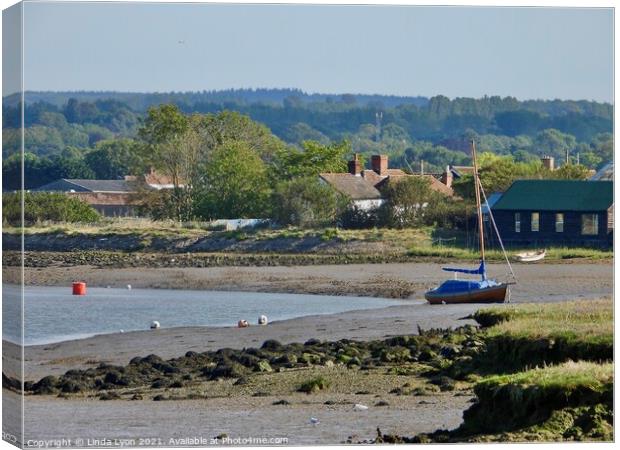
[425,140,515,304]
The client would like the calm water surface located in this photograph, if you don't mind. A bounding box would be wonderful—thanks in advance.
[2,285,407,345]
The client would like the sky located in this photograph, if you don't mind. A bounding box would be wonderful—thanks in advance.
[2,2,615,102]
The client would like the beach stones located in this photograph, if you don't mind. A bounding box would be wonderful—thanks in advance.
[380,347,411,363]
[255,360,273,373]
[261,339,283,351]
[32,375,59,395]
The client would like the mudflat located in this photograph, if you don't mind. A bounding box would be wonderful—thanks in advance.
[5,261,612,380]
[7,260,613,299]
[2,260,612,446]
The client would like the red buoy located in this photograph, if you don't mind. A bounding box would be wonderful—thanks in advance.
[72,282,87,295]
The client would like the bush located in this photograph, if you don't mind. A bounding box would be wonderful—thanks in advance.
[339,204,383,229]
[272,177,346,227]
[3,192,100,226]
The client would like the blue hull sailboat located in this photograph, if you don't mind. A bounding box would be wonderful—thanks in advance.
[425,140,515,305]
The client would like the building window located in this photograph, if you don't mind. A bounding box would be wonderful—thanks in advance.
[581,214,599,235]
[531,212,540,232]
[555,213,564,233]
[514,213,521,233]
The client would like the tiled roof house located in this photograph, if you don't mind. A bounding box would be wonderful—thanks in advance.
[319,154,455,211]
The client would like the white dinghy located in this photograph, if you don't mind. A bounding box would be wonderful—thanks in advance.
[513,249,546,263]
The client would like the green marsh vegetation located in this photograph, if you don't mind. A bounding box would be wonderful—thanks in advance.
[412,299,614,442]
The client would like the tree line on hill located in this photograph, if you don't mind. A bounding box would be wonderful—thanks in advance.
[2,90,613,190]
[3,101,600,229]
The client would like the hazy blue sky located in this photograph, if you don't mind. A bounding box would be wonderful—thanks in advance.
[4,2,614,101]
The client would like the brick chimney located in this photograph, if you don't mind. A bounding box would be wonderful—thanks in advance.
[541,156,555,171]
[371,154,388,176]
[440,166,453,188]
[348,153,362,176]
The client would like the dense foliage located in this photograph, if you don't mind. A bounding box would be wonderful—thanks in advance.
[272,177,347,227]
[3,90,612,228]
[3,192,100,226]
[3,90,613,190]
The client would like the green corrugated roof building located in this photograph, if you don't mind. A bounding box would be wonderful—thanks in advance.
[493,180,613,212]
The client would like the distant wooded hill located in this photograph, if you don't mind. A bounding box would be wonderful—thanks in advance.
[3,88,430,110]
[2,89,613,191]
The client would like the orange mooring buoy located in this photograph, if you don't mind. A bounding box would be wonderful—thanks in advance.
[72,281,87,295]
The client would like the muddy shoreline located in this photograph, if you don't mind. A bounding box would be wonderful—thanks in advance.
[2,261,613,445]
[3,261,612,380]
[4,260,613,300]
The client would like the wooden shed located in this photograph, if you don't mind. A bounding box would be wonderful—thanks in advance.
[491,180,613,248]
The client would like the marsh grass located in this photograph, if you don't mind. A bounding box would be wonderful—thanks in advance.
[461,300,613,376]
[478,361,613,395]
[450,361,615,440]
[476,299,613,344]
[407,245,611,261]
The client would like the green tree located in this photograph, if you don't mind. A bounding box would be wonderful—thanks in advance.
[137,105,201,220]
[85,139,142,179]
[380,176,439,227]
[534,128,577,160]
[138,104,190,187]
[282,122,329,145]
[550,164,590,180]
[272,177,345,227]
[197,110,286,163]
[196,141,271,219]
[274,140,349,179]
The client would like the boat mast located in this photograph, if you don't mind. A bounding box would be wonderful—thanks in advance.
[470,139,486,268]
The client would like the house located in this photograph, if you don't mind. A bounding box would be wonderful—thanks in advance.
[34,169,181,217]
[318,172,384,211]
[34,179,138,217]
[491,180,613,247]
[319,154,454,210]
[124,168,181,190]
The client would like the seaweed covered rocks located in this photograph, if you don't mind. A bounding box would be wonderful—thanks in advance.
[20,326,480,396]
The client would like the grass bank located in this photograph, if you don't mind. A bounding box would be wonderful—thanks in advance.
[414,362,613,443]
[466,300,613,374]
[4,221,611,263]
[404,299,614,443]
